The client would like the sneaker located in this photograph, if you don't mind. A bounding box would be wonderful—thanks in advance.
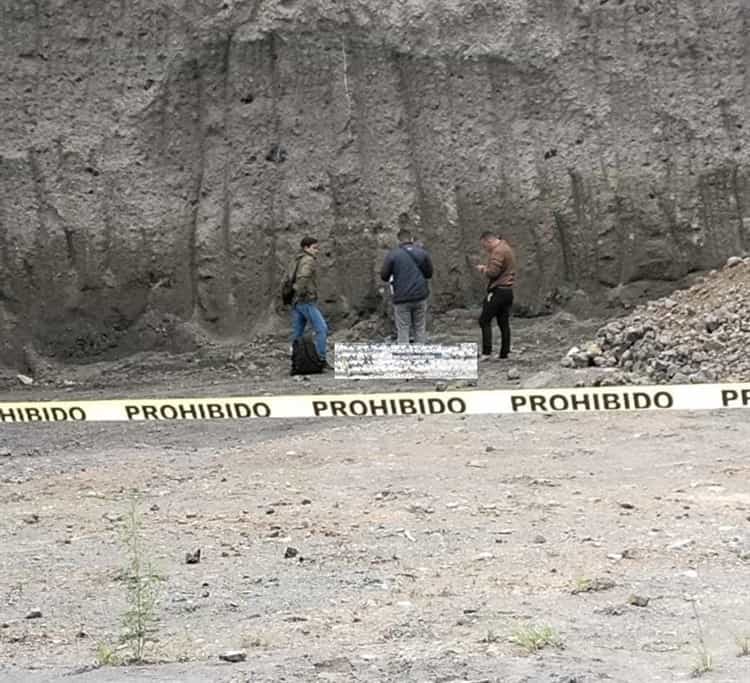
[498,353,509,360]
[479,354,494,363]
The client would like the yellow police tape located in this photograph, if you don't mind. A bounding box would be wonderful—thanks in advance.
[0,382,749,423]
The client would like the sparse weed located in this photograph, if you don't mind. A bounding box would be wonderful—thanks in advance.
[119,497,161,663]
[511,624,562,654]
[95,642,120,667]
[691,651,713,677]
[97,496,163,665]
[571,576,615,594]
[689,600,713,678]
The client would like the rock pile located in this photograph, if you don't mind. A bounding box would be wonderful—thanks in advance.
[563,257,750,384]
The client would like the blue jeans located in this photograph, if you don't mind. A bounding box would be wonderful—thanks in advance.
[291,303,328,360]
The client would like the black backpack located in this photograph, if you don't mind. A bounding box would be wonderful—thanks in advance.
[281,258,301,306]
[291,336,324,375]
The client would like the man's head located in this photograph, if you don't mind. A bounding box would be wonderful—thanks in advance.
[300,236,320,256]
[397,228,413,244]
[479,231,500,252]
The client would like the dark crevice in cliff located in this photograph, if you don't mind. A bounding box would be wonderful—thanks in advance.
[744,3,750,113]
[338,37,355,138]
[486,57,550,308]
[656,190,685,272]
[552,209,575,286]
[731,163,748,253]
[438,62,469,309]
[27,150,48,265]
[156,71,170,158]
[62,225,76,269]
[391,51,427,229]
[697,175,720,265]
[265,32,281,292]
[568,169,589,282]
[612,192,630,286]
[30,0,42,57]
[29,149,77,277]
[346,39,374,223]
[524,210,548,309]
[220,33,234,285]
[659,159,688,270]
[188,58,206,317]
[101,168,114,273]
[0,185,9,283]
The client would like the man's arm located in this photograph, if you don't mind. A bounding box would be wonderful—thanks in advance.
[485,249,505,280]
[380,252,393,282]
[421,252,434,280]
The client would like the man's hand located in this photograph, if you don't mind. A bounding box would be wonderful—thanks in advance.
[476,264,487,274]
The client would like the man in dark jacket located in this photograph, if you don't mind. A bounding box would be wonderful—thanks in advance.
[288,236,329,363]
[380,228,433,343]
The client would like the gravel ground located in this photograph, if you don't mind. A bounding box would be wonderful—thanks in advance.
[2,314,750,683]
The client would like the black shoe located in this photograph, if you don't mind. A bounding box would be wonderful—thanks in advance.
[322,361,334,372]
[498,353,509,360]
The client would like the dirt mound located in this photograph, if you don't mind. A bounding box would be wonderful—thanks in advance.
[563,257,750,384]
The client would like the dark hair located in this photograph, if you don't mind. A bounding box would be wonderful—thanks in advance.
[479,231,497,241]
[300,236,318,249]
[397,227,413,242]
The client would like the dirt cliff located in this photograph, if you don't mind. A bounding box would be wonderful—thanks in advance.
[1,0,748,364]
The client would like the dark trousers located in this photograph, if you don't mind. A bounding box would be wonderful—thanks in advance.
[479,287,513,357]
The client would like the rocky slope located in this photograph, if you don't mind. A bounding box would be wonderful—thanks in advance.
[563,256,750,383]
[1,0,748,364]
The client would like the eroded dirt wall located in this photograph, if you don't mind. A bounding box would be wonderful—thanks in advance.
[0,0,748,362]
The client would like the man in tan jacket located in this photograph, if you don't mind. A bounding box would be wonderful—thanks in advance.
[475,231,516,360]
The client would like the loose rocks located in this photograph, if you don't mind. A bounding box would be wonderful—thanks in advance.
[185,549,201,564]
[563,258,750,383]
[219,650,247,663]
[628,594,650,607]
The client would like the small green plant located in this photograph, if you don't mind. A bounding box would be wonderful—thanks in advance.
[736,634,750,657]
[511,624,562,654]
[95,642,120,666]
[571,576,615,594]
[691,652,713,678]
[118,497,161,663]
[689,601,713,677]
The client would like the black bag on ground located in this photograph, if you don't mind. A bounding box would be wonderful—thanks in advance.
[291,336,324,375]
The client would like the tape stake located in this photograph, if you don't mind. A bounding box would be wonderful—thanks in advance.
[0,382,749,423]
